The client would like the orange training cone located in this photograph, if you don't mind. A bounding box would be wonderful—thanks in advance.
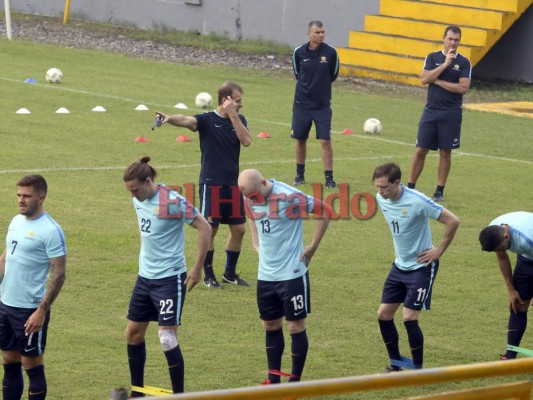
[257,131,271,138]
[135,136,147,142]
[176,135,191,142]
[342,128,353,135]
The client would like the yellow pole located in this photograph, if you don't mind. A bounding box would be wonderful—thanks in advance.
[145,358,533,400]
[62,0,71,24]
[404,381,532,400]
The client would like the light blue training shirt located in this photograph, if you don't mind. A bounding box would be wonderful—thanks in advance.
[248,179,315,282]
[2,212,66,308]
[133,185,198,279]
[376,185,443,271]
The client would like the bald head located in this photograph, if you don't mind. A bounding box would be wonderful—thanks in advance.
[238,169,267,199]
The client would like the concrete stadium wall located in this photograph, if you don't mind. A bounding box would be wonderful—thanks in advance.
[7,0,533,82]
[8,0,377,48]
[472,5,533,83]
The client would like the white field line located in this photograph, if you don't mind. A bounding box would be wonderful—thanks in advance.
[3,78,532,174]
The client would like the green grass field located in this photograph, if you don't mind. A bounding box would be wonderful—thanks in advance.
[0,35,533,399]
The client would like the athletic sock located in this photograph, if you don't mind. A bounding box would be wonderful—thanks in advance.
[224,250,240,277]
[506,311,528,358]
[296,164,305,177]
[289,330,308,381]
[164,345,185,393]
[266,328,284,383]
[435,185,445,195]
[404,320,424,368]
[407,182,416,189]
[378,319,401,361]
[203,250,215,279]
[3,362,23,400]
[26,365,46,400]
[325,170,334,181]
[128,341,146,397]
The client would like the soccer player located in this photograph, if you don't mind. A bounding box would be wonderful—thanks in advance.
[407,25,471,201]
[238,168,331,384]
[373,162,460,371]
[291,20,339,189]
[479,212,533,360]
[123,156,211,396]
[0,175,67,400]
[156,81,252,289]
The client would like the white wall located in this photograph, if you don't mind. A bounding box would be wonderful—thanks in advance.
[9,0,377,48]
[8,0,532,82]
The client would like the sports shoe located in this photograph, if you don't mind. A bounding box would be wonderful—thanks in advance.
[432,192,444,202]
[499,354,513,360]
[260,379,273,385]
[325,179,336,189]
[222,273,251,286]
[293,175,305,186]
[203,276,222,289]
[384,365,403,373]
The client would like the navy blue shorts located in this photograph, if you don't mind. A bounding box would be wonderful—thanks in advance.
[257,272,311,321]
[381,262,439,311]
[127,273,187,326]
[199,184,246,227]
[417,107,462,150]
[291,106,332,141]
[0,302,50,356]
[513,255,533,300]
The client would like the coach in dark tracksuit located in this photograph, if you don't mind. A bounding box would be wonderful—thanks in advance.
[291,20,339,189]
[407,24,471,202]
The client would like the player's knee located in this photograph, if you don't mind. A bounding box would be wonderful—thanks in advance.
[158,329,178,352]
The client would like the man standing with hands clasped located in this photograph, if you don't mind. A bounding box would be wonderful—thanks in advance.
[291,20,339,189]
[407,25,471,202]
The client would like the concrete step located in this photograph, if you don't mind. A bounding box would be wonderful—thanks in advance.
[340,65,422,86]
[413,0,522,12]
[364,15,499,47]
[347,31,484,62]
[337,47,423,76]
[380,0,506,30]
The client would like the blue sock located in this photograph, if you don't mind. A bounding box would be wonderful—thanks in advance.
[128,341,146,397]
[3,362,24,400]
[289,330,309,381]
[164,345,184,393]
[203,250,215,278]
[378,319,401,361]
[506,311,527,358]
[404,320,424,368]
[26,365,46,400]
[266,328,284,383]
[224,250,240,277]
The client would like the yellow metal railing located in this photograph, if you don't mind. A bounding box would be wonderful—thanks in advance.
[139,358,533,399]
[403,381,532,400]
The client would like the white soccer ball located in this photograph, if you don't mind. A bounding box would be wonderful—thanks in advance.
[363,118,382,134]
[46,68,63,84]
[195,92,213,109]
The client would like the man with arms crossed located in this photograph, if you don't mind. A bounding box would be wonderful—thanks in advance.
[0,175,67,400]
[479,212,533,360]
[373,162,459,371]
[239,168,331,384]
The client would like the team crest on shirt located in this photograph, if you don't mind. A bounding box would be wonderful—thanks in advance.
[153,207,160,216]
[401,209,409,218]
[453,64,460,71]
[320,56,327,63]
[25,231,36,240]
